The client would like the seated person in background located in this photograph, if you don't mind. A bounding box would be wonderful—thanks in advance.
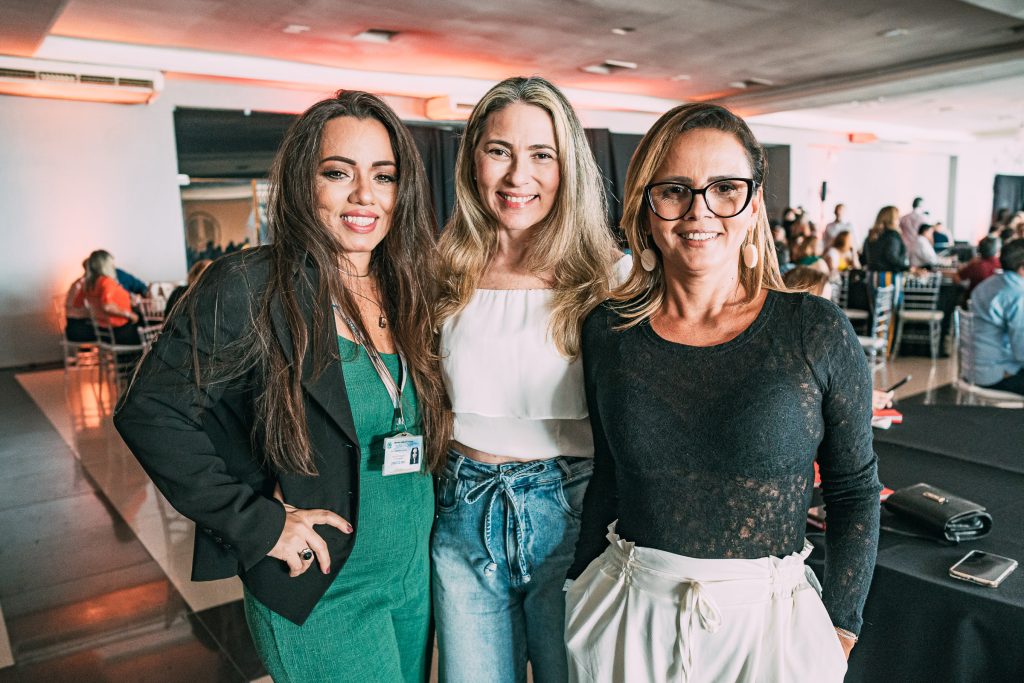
[80,250,141,345]
[64,259,96,342]
[824,230,861,277]
[991,208,1010,232]
[776,239,794,274]
[909,223,939,269]
[1010,212,1024,239]
[163,259,213,316]
[788,213,814,245]
[792,235,830,275]
[931,222,951,251]
[781,206,798,235]
[114,264,149,296]
[783,264,833,300]
[784,266,896,410]
[771,221,786,244]
[969,239,1024,395]
[955,236,1001,296]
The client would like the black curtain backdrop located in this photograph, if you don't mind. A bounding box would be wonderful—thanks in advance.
[408,124,462,231]
[993,174,1024,218]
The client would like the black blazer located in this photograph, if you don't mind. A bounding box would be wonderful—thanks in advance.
[115,247,362,625]
[863,230,909,273]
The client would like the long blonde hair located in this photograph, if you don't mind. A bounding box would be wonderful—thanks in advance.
[85,249,116,291]
[436,76,617,358]
[612,103,784,327]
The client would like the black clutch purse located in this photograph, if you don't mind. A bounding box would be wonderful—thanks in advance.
[884,483,992,543]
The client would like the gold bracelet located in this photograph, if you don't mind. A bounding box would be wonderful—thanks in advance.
[834,627,859,642]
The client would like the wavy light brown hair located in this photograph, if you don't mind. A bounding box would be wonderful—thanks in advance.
[611,103,784,326]
[867,206,900,242]
[192,91,450,475]
[436,76,617,359]
[783,265,830,297]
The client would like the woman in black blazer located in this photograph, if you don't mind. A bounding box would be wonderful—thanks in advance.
[863,205,909,272]
[115,91,450,682]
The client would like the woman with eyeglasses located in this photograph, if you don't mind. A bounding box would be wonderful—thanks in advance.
[565,103,879,682]
[433,76,626,683]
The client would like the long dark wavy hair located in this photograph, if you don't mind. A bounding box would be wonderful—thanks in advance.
[191,91,451,475]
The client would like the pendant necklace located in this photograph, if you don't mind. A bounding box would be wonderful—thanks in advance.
[338,266,385,328]
[346,289,387,329]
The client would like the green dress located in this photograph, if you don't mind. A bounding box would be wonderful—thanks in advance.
[244,336,434,682]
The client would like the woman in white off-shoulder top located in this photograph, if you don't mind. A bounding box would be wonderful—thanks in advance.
[432,76,628,683]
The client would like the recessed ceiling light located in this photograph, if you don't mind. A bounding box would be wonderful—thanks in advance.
[283,24,310,34]
[354,28,399,43]
[580,59,637,75]
[611,27,635,35]
[670,74,691,81]
[879,28,909,38]
[728,78,773,89]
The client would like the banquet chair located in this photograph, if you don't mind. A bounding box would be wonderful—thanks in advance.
[52,294,97,372]
[838,272,869,330]
[137,297,166,325]
[893,272,944,360]
[139,324,162,352]
[954,309,1024,408]
[858,285,894,368]
[90,316,148,398]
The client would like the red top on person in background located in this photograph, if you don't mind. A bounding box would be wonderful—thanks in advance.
[75,275,133,327]
[958,256,1001,294]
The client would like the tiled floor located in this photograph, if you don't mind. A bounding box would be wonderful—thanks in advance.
[0,367,264,682]
[0,349,972,680]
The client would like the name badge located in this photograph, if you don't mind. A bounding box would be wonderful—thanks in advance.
[382,432,424,476]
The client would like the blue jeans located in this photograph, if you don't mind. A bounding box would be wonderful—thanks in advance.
[431,451,593,683]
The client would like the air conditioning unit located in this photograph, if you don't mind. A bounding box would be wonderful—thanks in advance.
[0,56,164,105]
[425,95,479,121]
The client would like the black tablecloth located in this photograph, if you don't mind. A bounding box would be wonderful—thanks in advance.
[810,403,1024,682]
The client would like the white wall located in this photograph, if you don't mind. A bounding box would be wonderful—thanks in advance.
[0,93,185,367]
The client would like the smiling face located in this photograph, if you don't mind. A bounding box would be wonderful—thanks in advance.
[647,128,760,278]
[474,102,561,234]
[315,116,397,265]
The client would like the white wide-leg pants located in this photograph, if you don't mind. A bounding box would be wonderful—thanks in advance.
[565,523,848,683]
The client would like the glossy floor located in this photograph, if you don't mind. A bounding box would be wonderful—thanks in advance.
[0,351,968,680]
[0,367,267,683]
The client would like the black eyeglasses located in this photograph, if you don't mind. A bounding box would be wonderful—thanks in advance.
[644,178,757,220]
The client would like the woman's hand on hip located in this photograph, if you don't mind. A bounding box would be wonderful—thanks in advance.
[267,483,353,577]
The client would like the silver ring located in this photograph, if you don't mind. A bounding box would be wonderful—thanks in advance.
[299,548,313,561]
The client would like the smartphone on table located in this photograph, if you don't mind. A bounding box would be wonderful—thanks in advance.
[949,550,1018,588]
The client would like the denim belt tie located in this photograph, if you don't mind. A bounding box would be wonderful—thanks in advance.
[463,461,546,583]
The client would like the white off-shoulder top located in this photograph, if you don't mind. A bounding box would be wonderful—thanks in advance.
[440,255,632,459]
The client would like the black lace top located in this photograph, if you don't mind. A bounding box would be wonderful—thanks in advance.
[568,290,881,635]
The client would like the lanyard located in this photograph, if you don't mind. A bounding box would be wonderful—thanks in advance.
[338,309,408,431]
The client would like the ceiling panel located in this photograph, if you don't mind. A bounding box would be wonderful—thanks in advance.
[43,0,1024,100]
